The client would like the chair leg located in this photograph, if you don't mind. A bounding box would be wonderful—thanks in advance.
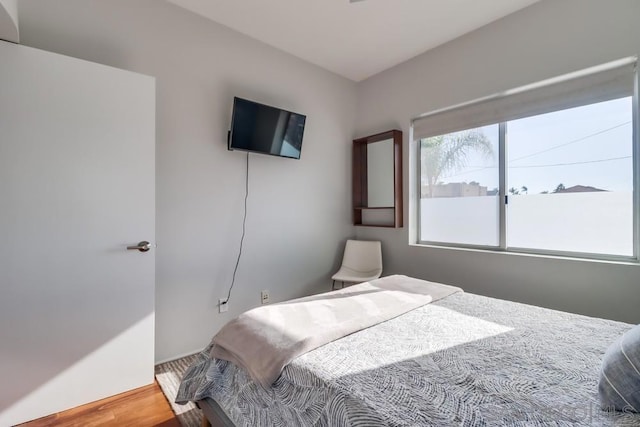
[332,280,336,290]
[341,281,345,289]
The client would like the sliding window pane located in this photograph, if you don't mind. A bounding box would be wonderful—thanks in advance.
[420,125,500,246]
[507,97,633,256]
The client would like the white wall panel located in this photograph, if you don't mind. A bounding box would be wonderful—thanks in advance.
[0,41,155,425]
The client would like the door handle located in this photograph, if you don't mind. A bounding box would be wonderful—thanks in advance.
[127,241,151,252]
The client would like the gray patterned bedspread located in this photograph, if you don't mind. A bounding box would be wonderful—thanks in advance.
[176,292,640,426]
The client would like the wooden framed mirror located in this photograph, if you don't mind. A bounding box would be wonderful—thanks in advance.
[353,129,403,227]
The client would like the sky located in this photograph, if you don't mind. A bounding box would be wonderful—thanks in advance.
[438,97,633,194]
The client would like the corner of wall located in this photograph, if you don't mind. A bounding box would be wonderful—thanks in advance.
[0,0,19,43]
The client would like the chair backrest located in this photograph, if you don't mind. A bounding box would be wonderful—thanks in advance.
[341,240,382,274]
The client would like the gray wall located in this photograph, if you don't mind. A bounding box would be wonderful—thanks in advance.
[0,0,19,42]
[355,0,640,324]
[18,0,356,362]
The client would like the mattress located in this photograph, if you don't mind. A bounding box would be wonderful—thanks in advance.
[177,292,639,426]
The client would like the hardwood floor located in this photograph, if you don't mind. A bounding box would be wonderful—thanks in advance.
[19,381,180,427]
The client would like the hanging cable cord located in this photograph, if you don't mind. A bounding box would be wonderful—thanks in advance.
[223,152,249,305]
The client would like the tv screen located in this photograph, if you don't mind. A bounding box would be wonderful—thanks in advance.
[228,97,307,159]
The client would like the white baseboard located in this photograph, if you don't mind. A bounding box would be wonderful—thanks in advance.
[155,348,202,366]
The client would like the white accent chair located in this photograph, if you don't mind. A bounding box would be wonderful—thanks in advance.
[331,240,383,290]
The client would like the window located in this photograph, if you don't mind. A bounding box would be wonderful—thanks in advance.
[414,58,638,260]
[420,125,500,246]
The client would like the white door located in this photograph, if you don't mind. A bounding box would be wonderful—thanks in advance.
[0,42,155,425]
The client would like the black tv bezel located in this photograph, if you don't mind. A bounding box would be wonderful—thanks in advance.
[227,97,306,160]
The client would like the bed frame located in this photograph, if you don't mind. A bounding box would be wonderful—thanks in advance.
[197,398,235,427]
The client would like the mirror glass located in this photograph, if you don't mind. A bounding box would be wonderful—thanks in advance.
[366,139,394,207]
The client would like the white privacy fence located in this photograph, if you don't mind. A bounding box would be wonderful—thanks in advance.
[420,191,633,256]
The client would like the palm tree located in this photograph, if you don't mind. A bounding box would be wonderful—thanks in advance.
[421,129,494,197]
[510,186,528,195]
[553,183,566,193]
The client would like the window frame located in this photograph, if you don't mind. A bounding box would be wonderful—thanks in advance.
[413,60,640,263]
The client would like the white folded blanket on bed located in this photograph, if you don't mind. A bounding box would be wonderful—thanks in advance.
[211,275,462,387]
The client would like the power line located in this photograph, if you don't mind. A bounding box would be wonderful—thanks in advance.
[439,120,631,179]
[441,166,495,179]
[509,155,630,169]
[509,121,631,163]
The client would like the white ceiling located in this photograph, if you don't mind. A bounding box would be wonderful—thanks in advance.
[167,0,539,82]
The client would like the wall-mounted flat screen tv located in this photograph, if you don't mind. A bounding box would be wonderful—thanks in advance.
[228,97,307,159]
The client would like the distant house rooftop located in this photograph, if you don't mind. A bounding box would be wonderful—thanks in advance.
[555,185,606,193]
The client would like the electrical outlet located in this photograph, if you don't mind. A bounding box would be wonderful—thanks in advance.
[219,298,228,313]
[261,290,270,304]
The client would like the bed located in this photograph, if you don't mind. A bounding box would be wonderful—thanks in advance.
[176,276,639,426]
